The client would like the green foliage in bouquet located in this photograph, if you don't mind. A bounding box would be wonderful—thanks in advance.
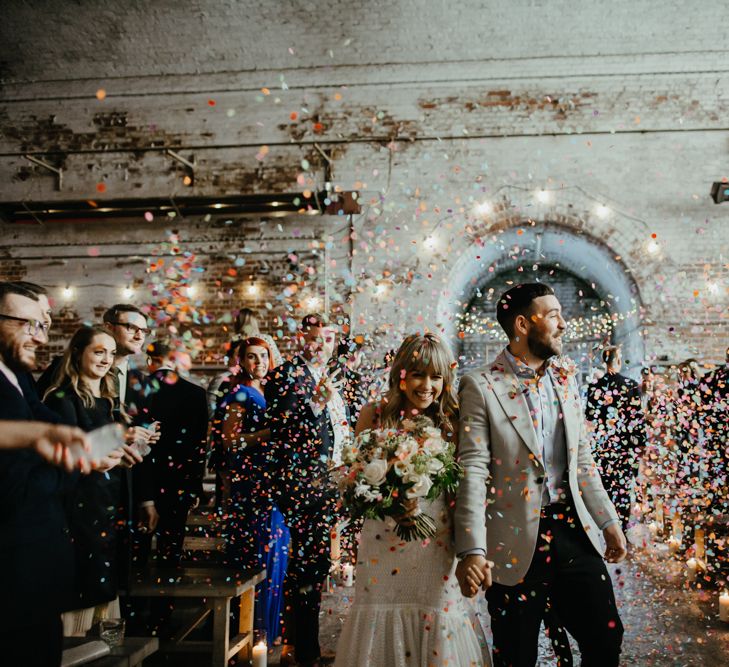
[335,414,464,541]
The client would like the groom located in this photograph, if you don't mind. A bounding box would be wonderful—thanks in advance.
[454,283,626,666]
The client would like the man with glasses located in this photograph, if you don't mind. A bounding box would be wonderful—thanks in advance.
[0,282,72,666]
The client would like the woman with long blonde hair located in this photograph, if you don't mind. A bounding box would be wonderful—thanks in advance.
[335,332,490,667]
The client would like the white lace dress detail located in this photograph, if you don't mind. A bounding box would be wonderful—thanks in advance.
[335,496,490,667]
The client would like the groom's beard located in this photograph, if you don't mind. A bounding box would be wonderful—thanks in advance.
[526,327,561,361]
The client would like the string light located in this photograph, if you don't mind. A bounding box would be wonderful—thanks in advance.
[473,200,492,216]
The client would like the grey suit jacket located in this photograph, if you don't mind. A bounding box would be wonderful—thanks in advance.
[454,350,619,586]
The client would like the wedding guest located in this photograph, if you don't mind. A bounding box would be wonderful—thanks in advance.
[265,314,346,666]
[126,340,208,635]
[220,337,290,644]
[334,333,489,667]
[130,340,208,564]
[0,282,71,666]
[586,345,647,528]
[329,336,372,430]
[208,307,283,414]
[44,325,140,636]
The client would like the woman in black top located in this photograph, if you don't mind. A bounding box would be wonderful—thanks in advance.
[44,325,125,634]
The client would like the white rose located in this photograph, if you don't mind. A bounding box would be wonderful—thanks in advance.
[395,436,420,462]
[425,458,444,475]
[422,437,446,455]
[363,458,388,486]
[404,472,433,499]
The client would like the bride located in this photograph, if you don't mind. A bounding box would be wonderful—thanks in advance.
[334,333,491,666]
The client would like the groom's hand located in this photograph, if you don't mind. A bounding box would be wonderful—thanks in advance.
[456,555,492,597]
[603,523,628,563]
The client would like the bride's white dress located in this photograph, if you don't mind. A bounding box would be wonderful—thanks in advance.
[335,495,491,667]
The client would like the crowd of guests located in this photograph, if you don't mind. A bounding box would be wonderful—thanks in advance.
[0,281,374,667]
[585,345,728,540]
[0,276,726,667]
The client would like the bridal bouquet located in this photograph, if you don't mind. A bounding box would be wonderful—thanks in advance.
[335,415,463,541]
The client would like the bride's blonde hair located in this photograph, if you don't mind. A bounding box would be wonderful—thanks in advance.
[380,332,458,433]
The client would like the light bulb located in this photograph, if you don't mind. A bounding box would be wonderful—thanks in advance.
[474,200,492,216]
[122,287,134,299]
[595,204,610,218]
[62,286,74,300]
[646,240,660,255]
[536,189,551,204]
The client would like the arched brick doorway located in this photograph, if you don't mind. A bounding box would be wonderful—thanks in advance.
[438,223,645,380]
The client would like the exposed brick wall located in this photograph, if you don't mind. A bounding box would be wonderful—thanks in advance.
[0,1,726,372]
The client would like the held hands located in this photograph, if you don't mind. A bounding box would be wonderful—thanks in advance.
[603,523,628,563]
[455,554,494,598]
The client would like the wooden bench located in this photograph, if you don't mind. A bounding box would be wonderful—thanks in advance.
[128,565,265,667]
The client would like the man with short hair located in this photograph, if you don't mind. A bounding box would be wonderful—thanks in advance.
[266,313,347,667]
[129,340,208,565]
[0,281,71,666]
[455,283,626,667]
[101,303,151,406]
[586,346,647,529]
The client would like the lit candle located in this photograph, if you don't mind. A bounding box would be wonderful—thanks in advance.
[694,528,705,560]
[667,536,681,555]
[252,641,267,667]
[343,563,354,587]
[720,591,729,623]
[686,558,697,583]
[330,526,341,562]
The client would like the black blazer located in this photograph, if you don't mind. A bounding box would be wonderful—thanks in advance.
[127,369,208,506]
[265,355,336,515]
[44,386,122,609]
[0,370,75,628]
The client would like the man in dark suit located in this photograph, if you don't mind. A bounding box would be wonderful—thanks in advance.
[0,281,70,666]
[586,345,647,529]
[266,314,346,667]
[128,340,208,567]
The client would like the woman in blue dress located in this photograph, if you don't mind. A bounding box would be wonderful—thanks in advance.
[218,336,290,644]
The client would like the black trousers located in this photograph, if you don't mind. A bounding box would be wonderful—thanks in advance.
[282,499,335,665]
[130,498,192,634]
[0,614,63,667]
[487,505,623,667]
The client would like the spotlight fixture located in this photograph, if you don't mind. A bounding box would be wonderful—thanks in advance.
[710,181,729,204]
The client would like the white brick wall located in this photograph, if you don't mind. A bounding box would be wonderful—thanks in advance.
[0,0,727,365]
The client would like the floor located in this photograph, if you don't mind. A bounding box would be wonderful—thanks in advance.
[145,524,729,666]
